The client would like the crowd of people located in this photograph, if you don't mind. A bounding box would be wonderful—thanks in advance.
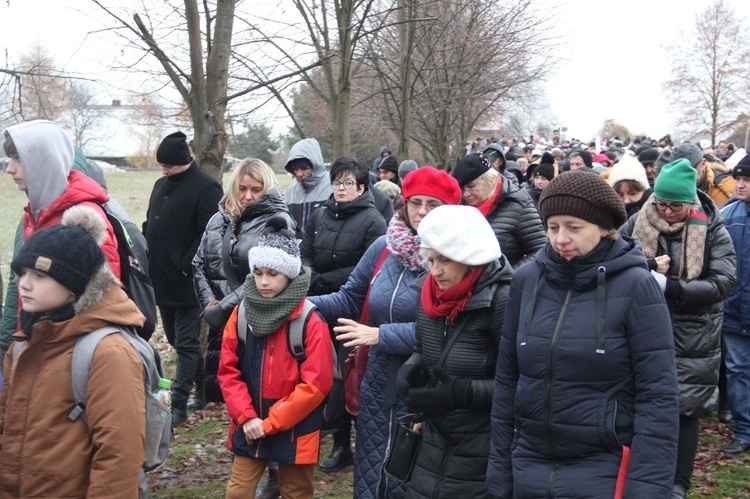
[2,120,750,499]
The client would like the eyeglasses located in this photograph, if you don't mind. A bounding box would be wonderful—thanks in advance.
[407,199,443,212]
[462,183,481,194]
[332,180,357,189]
[652,201,685,212]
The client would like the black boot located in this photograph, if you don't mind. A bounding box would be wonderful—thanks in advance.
[257,467,280,499]
[319,445,353,473]
[172,406,188,428]
[187,384,206,411]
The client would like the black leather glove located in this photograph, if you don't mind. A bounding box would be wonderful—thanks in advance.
[403,368,472,416]
[201,304,228,330]
[397,361,427,400]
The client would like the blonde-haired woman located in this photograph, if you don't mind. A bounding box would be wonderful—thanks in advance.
[193,158,295,402]
[451,152,546,269]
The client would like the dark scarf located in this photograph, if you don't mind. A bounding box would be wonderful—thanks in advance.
[20,303,76,339]
[242,267,311,337]
[386,212,427,272]
[420,265,486,324]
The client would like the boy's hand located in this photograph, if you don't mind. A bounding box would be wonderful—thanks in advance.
[242,418,265,443]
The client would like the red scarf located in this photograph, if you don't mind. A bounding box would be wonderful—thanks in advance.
[420,265,486,324]
[476,177,503,217]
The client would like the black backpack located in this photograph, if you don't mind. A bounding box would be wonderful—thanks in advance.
[100,203,158,341]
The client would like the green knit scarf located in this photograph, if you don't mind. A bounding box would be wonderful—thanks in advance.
[243,266,311,337]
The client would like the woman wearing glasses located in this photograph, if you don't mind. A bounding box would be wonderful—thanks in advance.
[300,157,387,473]
[620,158,737,498]
[309,167,461,499]
[451,152,546,269]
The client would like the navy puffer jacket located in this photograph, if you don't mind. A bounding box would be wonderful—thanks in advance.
[719,197,750,336]
[310,235,420,499]
[488,237,679,499]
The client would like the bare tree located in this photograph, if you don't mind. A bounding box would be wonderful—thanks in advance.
[60,80,110,147]
[366,0,553,167]
[664,0,750,146]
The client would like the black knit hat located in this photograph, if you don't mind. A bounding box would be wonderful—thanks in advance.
[577,150,593,168]
[12,206,107,297]
[638,147,659,165]
[539,170,627,229]
[379,155,399,173]
[533,163,555,182]
[452,152,492,187]
[156,131,192,166]
[732,154,750,178]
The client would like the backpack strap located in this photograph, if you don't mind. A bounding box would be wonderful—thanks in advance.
[10,340,25,361]
[287,299,317,363]
[237,302,249,344]
[68,326,126,423]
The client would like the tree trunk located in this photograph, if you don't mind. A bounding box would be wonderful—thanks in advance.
[397,0,414,159]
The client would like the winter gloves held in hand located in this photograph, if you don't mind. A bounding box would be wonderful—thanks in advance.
[397,361,473,417]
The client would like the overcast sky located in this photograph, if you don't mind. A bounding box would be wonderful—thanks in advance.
[2,0,750,141]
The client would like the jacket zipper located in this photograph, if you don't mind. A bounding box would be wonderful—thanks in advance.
[377,405,396,497]
[255,339,267,458]
[545,289,572,457]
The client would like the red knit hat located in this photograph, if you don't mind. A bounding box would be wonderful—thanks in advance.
[402,166,461,205]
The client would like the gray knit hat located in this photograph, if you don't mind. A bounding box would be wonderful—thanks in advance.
[398,160,418,179]
[248,216,301,279]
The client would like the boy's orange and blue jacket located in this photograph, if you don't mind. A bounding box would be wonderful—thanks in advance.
[218,298,333,464]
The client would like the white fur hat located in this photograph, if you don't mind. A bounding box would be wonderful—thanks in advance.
[608,153,649,191]
[248,216,301,279]
[418,205,501,266]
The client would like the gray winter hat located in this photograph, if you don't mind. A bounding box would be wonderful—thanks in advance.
[248,216,301,279]
[398,160,418,179]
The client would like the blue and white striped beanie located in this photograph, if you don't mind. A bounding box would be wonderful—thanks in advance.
[248,216,301,279]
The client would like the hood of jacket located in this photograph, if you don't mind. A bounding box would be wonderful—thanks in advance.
[5,120,75,217]
[324,188,377,220]
[284,138,327,191]
[535,235,647,292]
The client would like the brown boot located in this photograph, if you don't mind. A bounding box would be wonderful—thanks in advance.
[257,467,280,499]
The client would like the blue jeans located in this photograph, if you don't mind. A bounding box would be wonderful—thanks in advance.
[722,330,750,442]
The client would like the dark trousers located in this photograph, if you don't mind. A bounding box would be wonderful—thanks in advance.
[160,304,204,410]
[674,415,700,489]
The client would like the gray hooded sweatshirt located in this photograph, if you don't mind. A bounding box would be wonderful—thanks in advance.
[283,138,332,236]
[5,120,74,218]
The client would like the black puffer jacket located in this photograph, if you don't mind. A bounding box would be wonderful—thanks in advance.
[487,237,679,498]
[301,190,387,296]
[192,187,293,401]
[402,258,512,499]
[619,190,737,417]
[193,186,294,318]
[485,178,546,269]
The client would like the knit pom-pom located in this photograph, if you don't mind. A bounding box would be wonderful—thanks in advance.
[264,215,291,234]
[540,152,555,165]
[61,205,107,245]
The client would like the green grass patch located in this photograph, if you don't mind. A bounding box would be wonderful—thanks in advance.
[151,482,226,498]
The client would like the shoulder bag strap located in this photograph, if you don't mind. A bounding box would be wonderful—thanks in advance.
[360,246,391,324]
[221,225,243,290]
[428,313,471,386]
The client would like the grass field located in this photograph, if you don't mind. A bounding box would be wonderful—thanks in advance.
[2,169,750,497]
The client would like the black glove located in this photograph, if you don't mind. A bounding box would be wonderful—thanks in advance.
[397,361,427,400]
[201,304,228,330]
[403,368,472,416]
